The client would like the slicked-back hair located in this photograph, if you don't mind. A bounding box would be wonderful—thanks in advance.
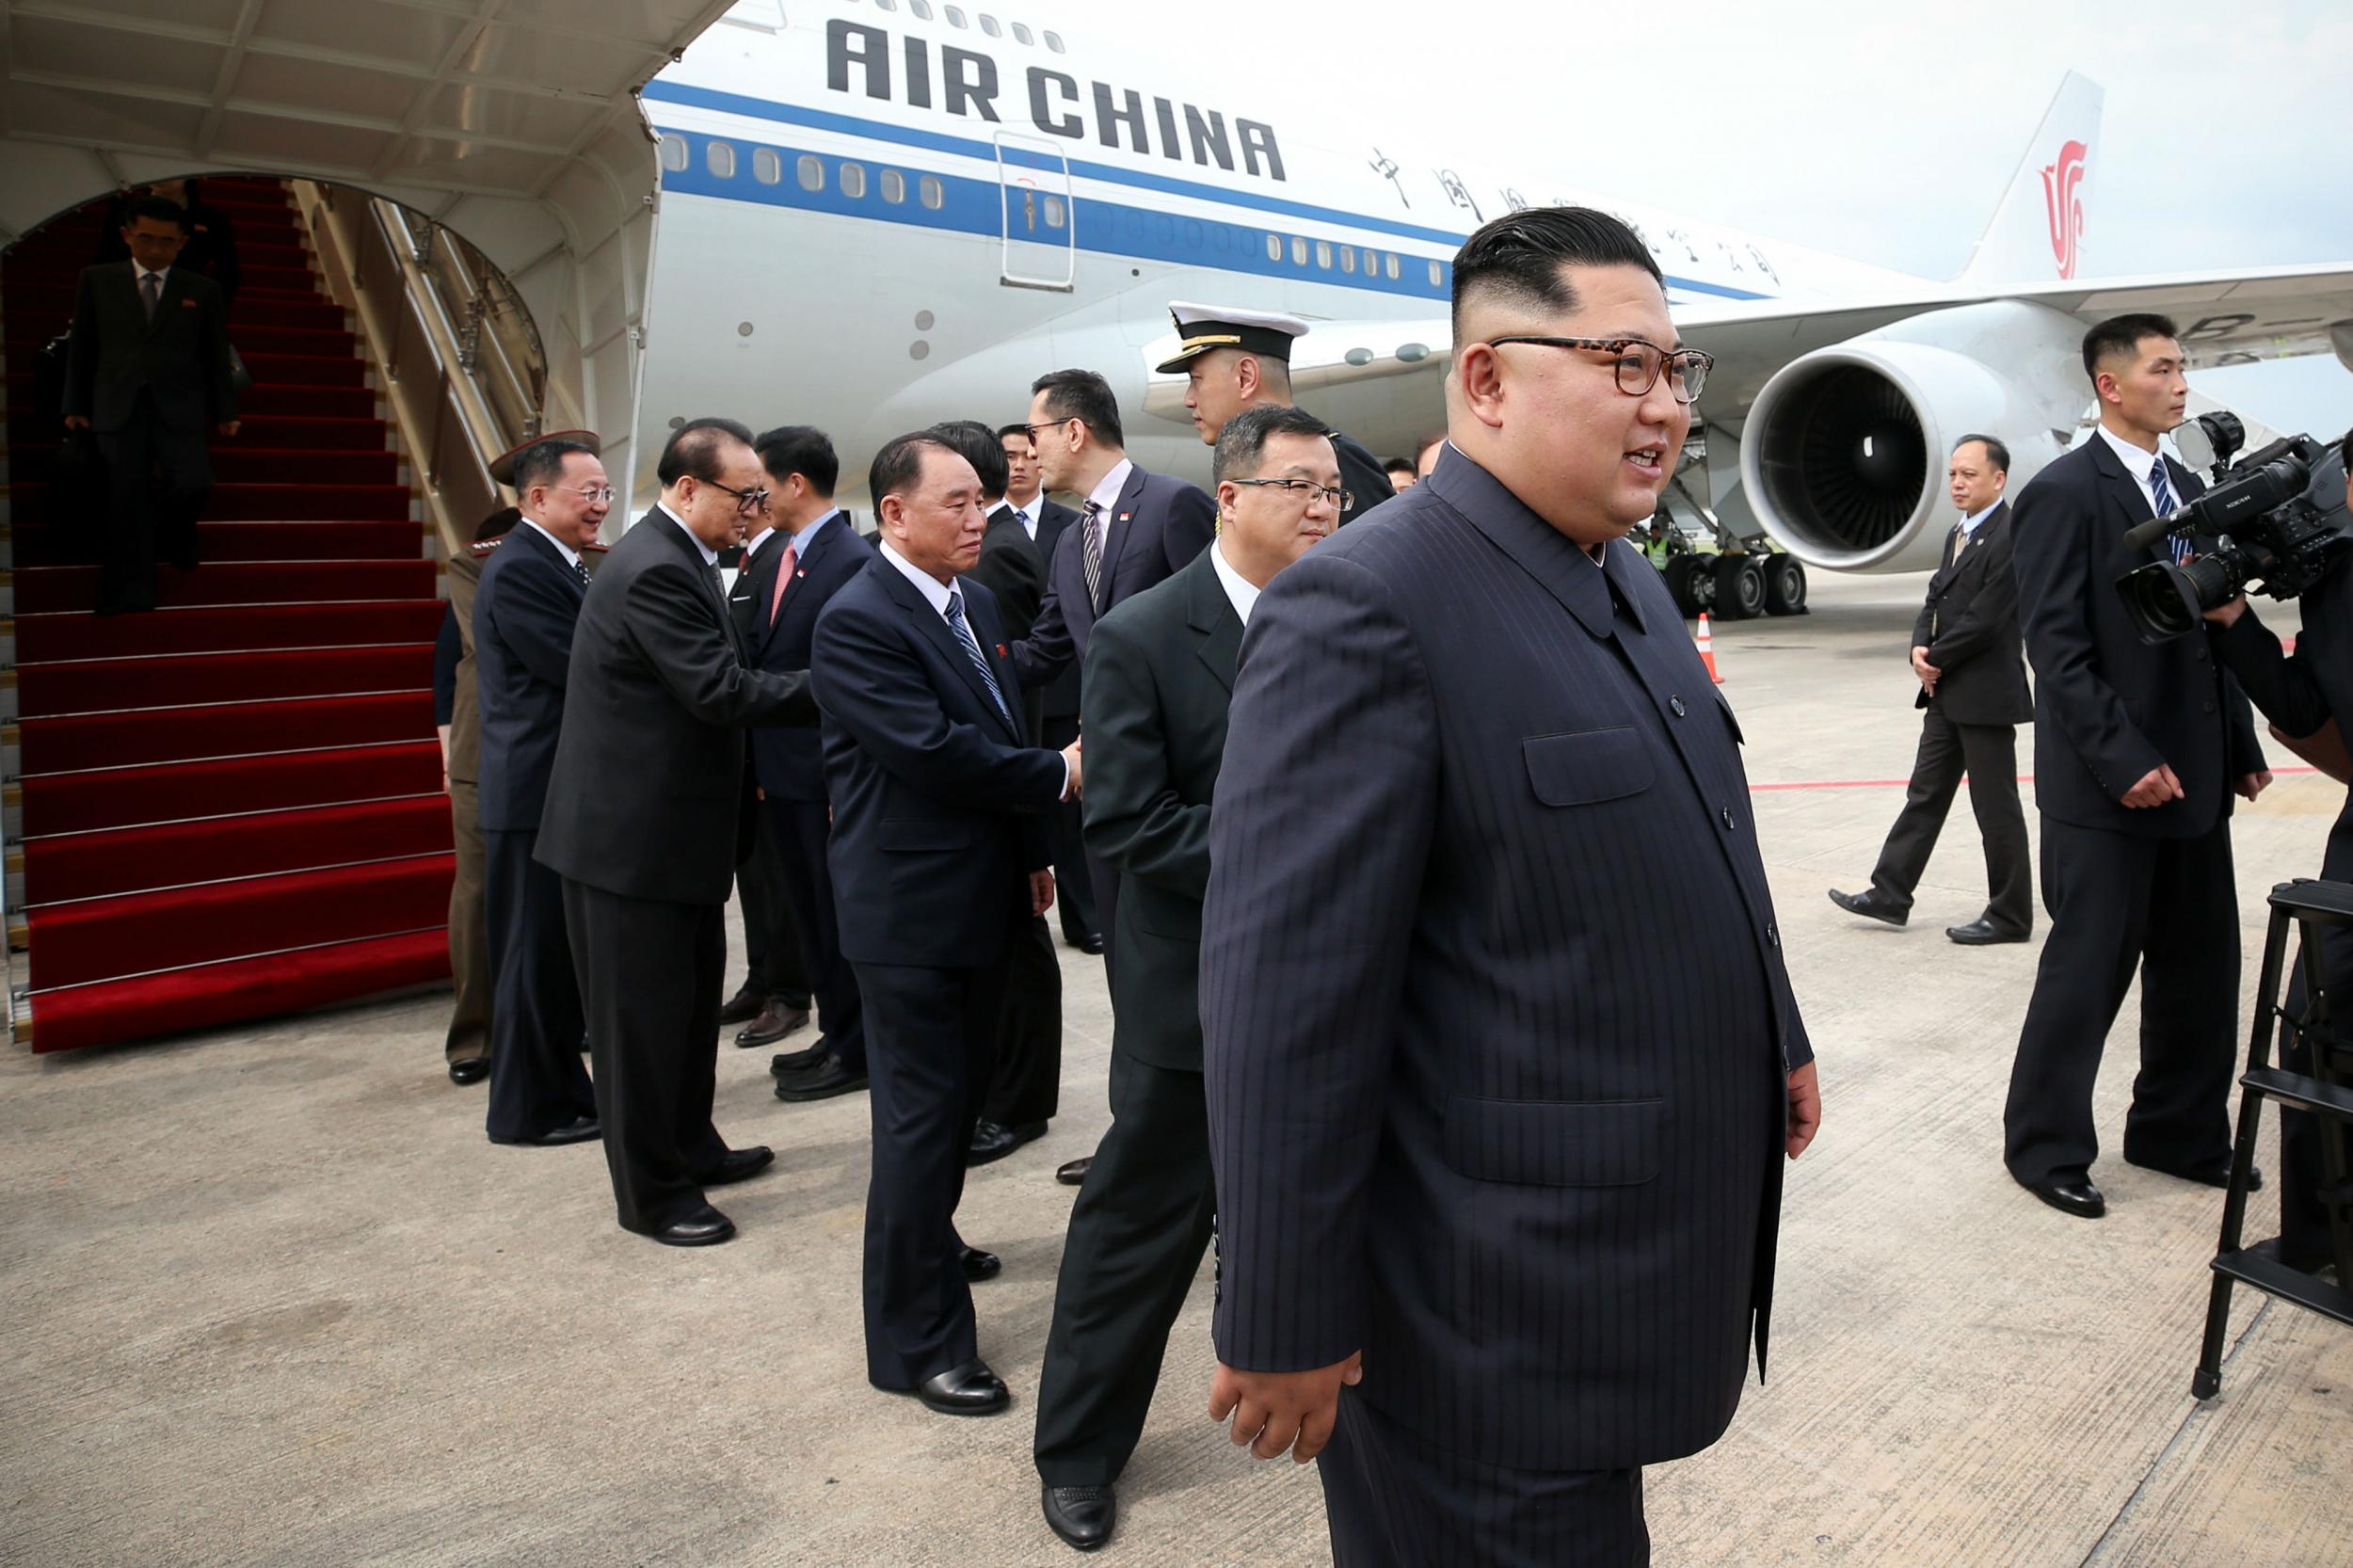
[2080,313,2180,385]
[1953,433,2011,475]
[997,422,1035,445]
[754,424,839,497]
[869,433,957,505]
[927,419,1010,500]
[1450,206,1662,339]
[1214,403,1332,488]
[1031,368,1125,449]
[123,193,188,232]
[510,438,597,497]
[657,417,753,487]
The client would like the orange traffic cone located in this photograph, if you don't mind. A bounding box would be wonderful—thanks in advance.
[1694,612,1723,684]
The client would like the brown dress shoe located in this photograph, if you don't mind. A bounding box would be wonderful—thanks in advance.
[735,1000,812,1048]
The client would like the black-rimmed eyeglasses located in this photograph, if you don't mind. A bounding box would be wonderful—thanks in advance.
[1018,417,1090,440]
[707,478,771,515]
[1481,336,1715,404]
[1230,477,1352,511]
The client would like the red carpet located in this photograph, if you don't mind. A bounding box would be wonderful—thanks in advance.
[4,177,456,1051]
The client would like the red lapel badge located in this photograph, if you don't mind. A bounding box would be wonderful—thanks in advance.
[1117,512,1131,522]
[995,642,1009,657]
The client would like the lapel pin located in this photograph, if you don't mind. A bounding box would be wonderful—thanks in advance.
[1118,512,1131,522]
[996,642,1009,657]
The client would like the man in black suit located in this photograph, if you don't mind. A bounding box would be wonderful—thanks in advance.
[1830,434,2034,943]
[1032,404,1340,1554]
[1199,209,1820,1566]
[809,433,1081,1417]
[1000,422,1099,954]
[62,194,239,615]
[1160,300,1396,526]
[742,425,875,1104]
[474,438,608,1147]
[536,420,818,1247]
[2006,314,2271,1221]
[1012,370,1216,1187]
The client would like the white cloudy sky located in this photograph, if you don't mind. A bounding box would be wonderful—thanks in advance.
[1187,0,2353,435]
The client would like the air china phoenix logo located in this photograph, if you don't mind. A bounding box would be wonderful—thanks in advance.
[2041,139,2088,280]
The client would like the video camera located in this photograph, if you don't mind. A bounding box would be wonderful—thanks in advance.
[2117,410,2353,644]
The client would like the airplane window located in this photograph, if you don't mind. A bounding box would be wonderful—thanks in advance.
[980,13,1000,35]
[1385,253,1400,280]
[1043,194,1066,229]
[707,140,736,179]
[1184,218,1203,248]
[945,4,966,23]
[1265,233,1281,262]
[1044,30,1064,51]
[1340,246,1355,274]
[1361,248,1377,274]
[1013,22,1033,43]
[909,0,932,17]
[658,134,688,172]
[840,161,867,199]
[1427,260,1443,286]
[920,174,944,208]
[880,168,905,203]
[798,154,824,192]
[1290,236,1307,266]
[752,148,781,184]
[1315,241,1332,269]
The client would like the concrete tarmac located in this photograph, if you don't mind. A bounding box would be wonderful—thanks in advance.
[4,570,2347,1567]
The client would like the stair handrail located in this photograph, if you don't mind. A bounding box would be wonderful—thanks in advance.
[379,204,552,450]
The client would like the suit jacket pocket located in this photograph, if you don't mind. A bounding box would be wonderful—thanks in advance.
[1523,728,1654,806]
[879,817,972,853]
[1442,1096,1667,1187]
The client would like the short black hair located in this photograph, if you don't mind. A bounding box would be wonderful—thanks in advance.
[753,424,839,497]
[510,438,597,496]
[997,423,1035,445]
[1450,206,1661,340]
[1383,457,1417,479]
[2080,313,2180,385]
[657,417,753,486]
[1952,433,2011,475]
[1031,369,1124,449]
[869,432,958,504]
[122,194,188,232]
[1213,403,1332,488]
[928,419,1010,500]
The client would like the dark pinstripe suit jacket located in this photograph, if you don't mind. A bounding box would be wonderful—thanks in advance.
[1200,449,1812,1472]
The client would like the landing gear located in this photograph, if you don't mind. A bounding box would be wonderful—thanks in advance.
[1710,553,1768,620]
[1763,555,1808,616]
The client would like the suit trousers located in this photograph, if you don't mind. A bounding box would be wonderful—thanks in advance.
[1869,711,2032,932]
[1042,714,1100,942]
[1033,1049,1216,1487]
[735,804,811,1008]
[856,956,1008,1388]
[94,394,211,610]
[2004,816,2240,1184]
[563,878,731,1232]
[483,828,596,1142]
[442,777,492,1064]
[766,796,864,1071]
[984,914,1063,1128]
[1319,1387,1648,1568]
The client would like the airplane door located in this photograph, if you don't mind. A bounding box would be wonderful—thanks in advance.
[994,131,1075,292]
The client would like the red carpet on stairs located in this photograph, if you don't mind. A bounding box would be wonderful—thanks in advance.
[4,176,456,1052]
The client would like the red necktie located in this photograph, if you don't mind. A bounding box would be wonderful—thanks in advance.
[766,540,797,626]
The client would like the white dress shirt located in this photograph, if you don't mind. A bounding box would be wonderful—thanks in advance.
[1958,503,2001,543]
[2096,424,2177,519]
[1005,503,1038,542]
[520,517,584,573]
[1209,537,1261,624]
[878,539,1070,797]
[657,502,720,567]
[135,264,171,297]
[1084,459,1135,520]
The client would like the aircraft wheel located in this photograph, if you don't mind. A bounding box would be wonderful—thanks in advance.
[1662,555,1705,619]
[1712,554,1767,621]
[1763,555,1808,616]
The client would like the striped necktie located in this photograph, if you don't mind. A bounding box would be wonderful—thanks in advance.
[571,557,590,590]
[1080,500,1105,610]
[943,592,1012,728]
[2150,458,2192,565]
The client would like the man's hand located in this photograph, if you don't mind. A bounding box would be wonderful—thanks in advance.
[2203,595,2248,630]
[1910,645,1940,693]
[1785,1060,1820,1159]
[436,726,451,797]
[2237,771,2274,802]
[2121,763,2185,808]
[1030,869,1055,917]
[216,420,239,439]
[1061,740,1083,799]
[1208,1353,1363,1464]
[63,414,91,432]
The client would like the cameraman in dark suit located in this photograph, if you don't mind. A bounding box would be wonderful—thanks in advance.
[1831,434,2033,943]
[536,420,818,1247]
[1031,404,1339,1554]
[62,194,239,615]
[2006,314,2270,1222]
[2201,425,2353,1274]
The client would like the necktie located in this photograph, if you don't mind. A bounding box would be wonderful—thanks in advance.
[1944,521,1966,569]
[2150,458,2192,565]
[1080,500,1105,610]
[140,272,160,319]
[943,592,1012,728]
[766,540,798,625]
[1013,507,1031,535]
[571,557,590,591]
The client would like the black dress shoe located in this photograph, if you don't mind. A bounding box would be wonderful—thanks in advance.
[1946,919,2030,945]
[908,1358,1010,1416]
[1056,1156,1092,1187]
[516,1115,600,1146]
[773,1054,869,1102]
[735,1000,812,1048]
[650,1207,736,1247]
[2017,1172,2106,1219]
[967,1118,1047,1167]
[1042,1483,1117,1552]
[447,1057,489,1086]
[717,986,765,1025]
[771,1039,830,1076]
[1067,931,1106,955]
[704,1145,776,1185]
[2129,1155,2262,1191]
[1828,888,1907,927]
[961,1245,1001,1282]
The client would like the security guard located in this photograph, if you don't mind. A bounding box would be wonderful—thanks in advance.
[1158,301,1395,525]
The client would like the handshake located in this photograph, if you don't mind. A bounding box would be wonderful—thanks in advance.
[1060,735,1083,800]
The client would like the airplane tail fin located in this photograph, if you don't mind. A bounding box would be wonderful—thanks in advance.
[1956,72,2104,287]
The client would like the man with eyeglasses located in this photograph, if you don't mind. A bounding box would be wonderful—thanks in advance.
[1009,369,1216,1188]
[1160,301,1395,527]
[536,418,819,1247]
[1032,403,1338,1553]
[1198,208,1818,1567]
[474,436,609,1149]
